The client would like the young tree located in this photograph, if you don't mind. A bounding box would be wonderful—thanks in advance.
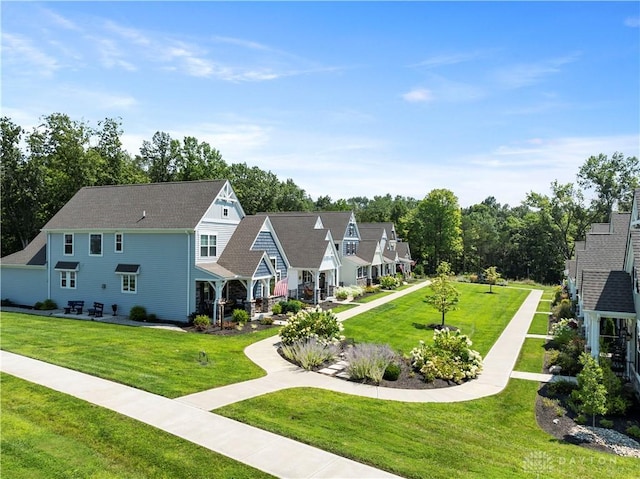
[483,266,501,293]
[573,353,607,427]
[424,262,460,327]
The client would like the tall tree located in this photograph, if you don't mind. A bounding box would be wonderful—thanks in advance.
[173,136,228,181]
[424,261,460,327]
[137,131,176,182]
[0,117,42,254]
[577,152,640,221]
[405,189,463,273]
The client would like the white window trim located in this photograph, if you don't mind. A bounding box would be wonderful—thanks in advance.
[121,274,137,294]
[89,233,103,256]
[115,232,124,253]
[200,234,217,258]
[60,270,77,289]
[64,233,74,256]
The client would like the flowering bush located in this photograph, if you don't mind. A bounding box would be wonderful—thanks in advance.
[410,328,483,383]
[379,275,399,289]
[335,285,365,301]
[335,287,350,300]
[279,307,344,345]
[193,314,211,331]
[281,338,339,370]
[345,343,397,384]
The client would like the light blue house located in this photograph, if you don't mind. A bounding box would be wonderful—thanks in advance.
[0,180,284,323]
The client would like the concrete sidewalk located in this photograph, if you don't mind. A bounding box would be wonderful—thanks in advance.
[177,287,544,409]
[0,350,401,479]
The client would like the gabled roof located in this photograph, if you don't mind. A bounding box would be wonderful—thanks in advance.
[581,270,635,314]
[355,240,379,264]
[358,223,387,241]
[316,212,357,240]
[218,216,275,278]
[262,214,335,269]
[396,241,411,259]
[1,232,47,265]
[43,180,230,230]
[575,212,630,290]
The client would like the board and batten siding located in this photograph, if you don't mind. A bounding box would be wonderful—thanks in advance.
[47,231,192,322]
[253,231,287,279]
[0,267,47,306]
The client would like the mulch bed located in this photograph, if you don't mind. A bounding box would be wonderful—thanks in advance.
[182,322,279,336]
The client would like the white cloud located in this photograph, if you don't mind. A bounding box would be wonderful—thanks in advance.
[624,17,640,28]
[104,20,151,46]
[1,32,60,76]
[402,88,434,103]
[410,50,492,69]
[42,8,82,32]
[493,54,580,89]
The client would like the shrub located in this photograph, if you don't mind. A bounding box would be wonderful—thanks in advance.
[1,298,14,307]
[193,315,211,331]
[600,358,631,416]
[34,301,43,310]
[39,299,58,310]
[260,316,274,325]
[379,275,399,290]
[545,349,560,367]
[547,379,578,397]
[278,299,303,314]
[271,303,283,315]
[575,414,587,425]
[279,306,343,345]
[556,337,586,376]
[626,425,640,440]
[599,419,614,428]
[147,313,158,322]
[413,264,424,277]
[232,308,249,324]
[345,343,396,384]
[410,328,483,383]
[552,298,574,320]
[365,284,381,294]
[129,305,147,321]
[383,362,401,381]
[335,288,349,301]
[281,338,339,370]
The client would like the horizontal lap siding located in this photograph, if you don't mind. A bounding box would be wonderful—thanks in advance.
[48,232,190,322]
[0,268,47,306]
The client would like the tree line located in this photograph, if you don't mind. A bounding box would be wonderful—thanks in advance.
[2,114,638,284]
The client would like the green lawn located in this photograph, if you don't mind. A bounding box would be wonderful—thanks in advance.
[537,300,552,313]
[216,380,638,479]
[342,283,530,356]
[528,313,550,335]
[0,312,278,397]
[0,373,274,479]
[514,338,547,373]
[328,303,359,314]
[352,290,393,303]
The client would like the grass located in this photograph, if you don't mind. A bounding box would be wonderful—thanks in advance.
[0,373,274,479]
[536,301,552,313]
[341,283,530,356]
[528,313,550,335]
[216,380,639,479]
[352,290,393,303]
[0,312,278,397]
[514,338,547,373]
[328,303,359,314]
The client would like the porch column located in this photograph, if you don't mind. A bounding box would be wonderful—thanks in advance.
[590,314,600,359]
[314,271,320,304]
[212,281,224,326]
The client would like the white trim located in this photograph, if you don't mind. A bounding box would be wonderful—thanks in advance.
[63,233,74,256]
[199,233,217,259]
[121,274,137,294]
[114,232,124,253]
[89,233,103,256]
[60,270,77,289]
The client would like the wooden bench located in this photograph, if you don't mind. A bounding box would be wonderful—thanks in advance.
[88,302,104,318]
[64,300,84,315]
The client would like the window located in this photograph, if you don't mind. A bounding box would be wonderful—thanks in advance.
[64,234,74,256]
[115,233,123,253]
[302,270,313,283]
[345,242,356,255]
[270,256,280,280]
[200,234,217,257]
[357,267,366,279]
[60,271,76,289]
[121,274,137,293]
[348,223,355,236]
[89,234,102,256]
[223,207,229,217]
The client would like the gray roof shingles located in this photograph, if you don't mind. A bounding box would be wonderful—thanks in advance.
[1,232,47,265]
[581,270,635,314]
[217,216,270,278]
[43,180,228,230]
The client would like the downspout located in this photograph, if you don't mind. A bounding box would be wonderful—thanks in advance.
[186,231,191,320]
[47,232,51,299]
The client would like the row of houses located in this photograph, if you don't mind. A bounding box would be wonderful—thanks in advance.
[565,189,640,395]
[1,180,412,324]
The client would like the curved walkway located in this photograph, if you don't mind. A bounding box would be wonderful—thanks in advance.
[177,284,544,409]
[1,282,549,479]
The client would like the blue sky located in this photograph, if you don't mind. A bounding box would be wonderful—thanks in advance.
[2,1,639,207]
